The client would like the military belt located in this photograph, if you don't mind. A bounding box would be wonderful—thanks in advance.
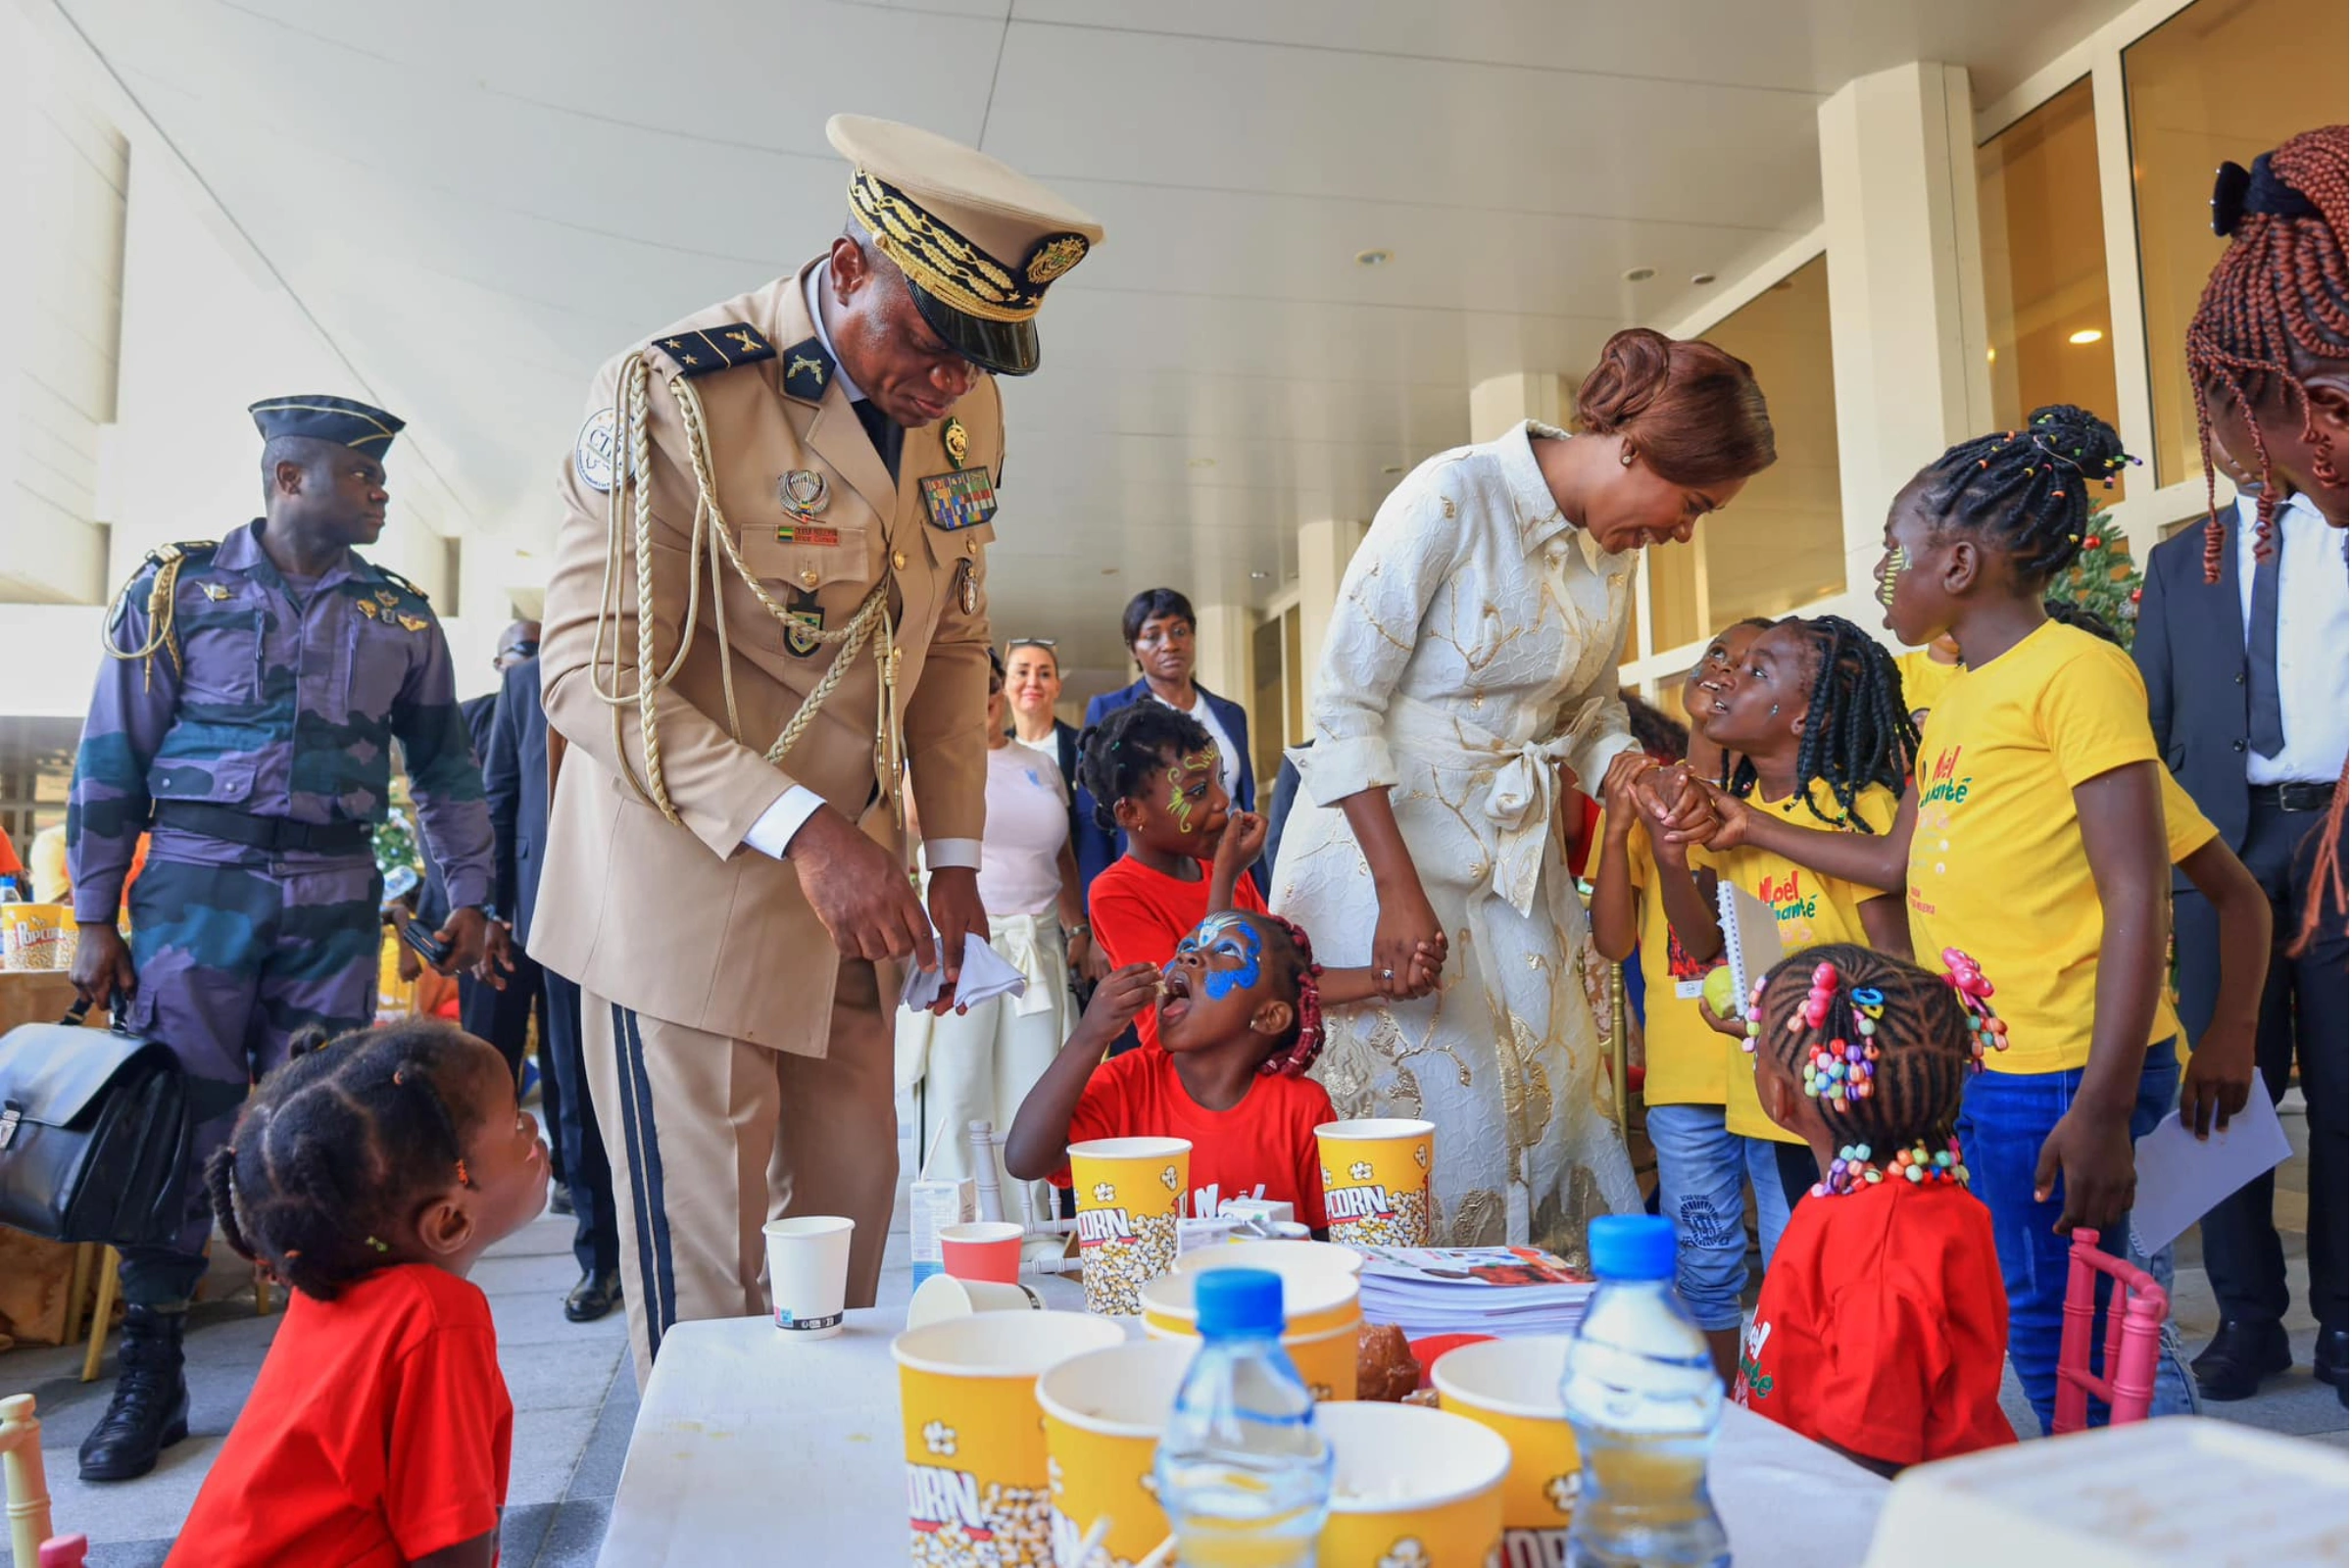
[152,803,371,856]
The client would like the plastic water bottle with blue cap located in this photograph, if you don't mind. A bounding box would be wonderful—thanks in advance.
[1560,1214,1731,1568]
[1153,1268,1334,1566]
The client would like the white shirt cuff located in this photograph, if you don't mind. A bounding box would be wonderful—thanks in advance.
[926,838,983,871]
[744,786,826,860]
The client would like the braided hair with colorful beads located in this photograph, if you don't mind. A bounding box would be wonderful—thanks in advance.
[1250,911,1328,1078]
[2188,125,2349,581]
[1907,406,2137,593]
[1741,944,2005,1197]
[1721,614,1918,832]
[201,1017,492,1301]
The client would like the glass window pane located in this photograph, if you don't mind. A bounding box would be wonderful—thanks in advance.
[1680,255,1846,632]
[2127,0,2351,487]
[1979,77,2126,489]
[1251,615,1285,787]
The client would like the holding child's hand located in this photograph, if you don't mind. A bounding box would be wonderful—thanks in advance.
[1075,962,1162,1047]
[1598,752,1651,837]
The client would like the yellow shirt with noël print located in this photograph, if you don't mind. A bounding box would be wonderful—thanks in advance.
[1710,781,1903,1144]
[1906,622,2163,1077]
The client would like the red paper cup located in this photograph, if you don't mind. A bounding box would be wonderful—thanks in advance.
[939,1221,1023,1286]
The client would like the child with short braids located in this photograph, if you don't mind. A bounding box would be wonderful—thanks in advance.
[1681,404,2193,1434]
[1733,944,2014,1476]
[167,1018,549,1568]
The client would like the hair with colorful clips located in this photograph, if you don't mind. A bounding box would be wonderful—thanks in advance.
[1721,613,1918,831]
[2187,125,2348,582]
[1743,944,2003,1155]
[1906,406,2137,592]
[201,1017,489,1301]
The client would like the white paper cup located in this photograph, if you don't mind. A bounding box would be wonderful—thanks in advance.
[762,1215,855,1338]
[906,1273,1045,1330]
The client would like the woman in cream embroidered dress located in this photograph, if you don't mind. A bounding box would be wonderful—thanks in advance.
[1273,329,1778,1257]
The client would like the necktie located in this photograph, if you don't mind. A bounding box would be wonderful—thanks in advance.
[852,398,904,484]
[2248,541,2286,759]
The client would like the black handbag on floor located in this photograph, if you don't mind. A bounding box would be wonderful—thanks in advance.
[0,1000,191,1245]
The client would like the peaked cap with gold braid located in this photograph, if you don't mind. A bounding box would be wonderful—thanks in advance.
[827,114,1103,377]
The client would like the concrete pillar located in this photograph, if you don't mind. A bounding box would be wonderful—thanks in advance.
[1295,517,1367,709]
[1192,602,1252,707]
[1469,372,1573,445]
[1818,63,1994,601]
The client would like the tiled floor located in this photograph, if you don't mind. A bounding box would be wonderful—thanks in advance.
[8,1096,2340,1564]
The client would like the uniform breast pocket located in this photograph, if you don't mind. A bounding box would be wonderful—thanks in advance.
[175,608,268,707]
[738,525,871,659]
[345,618,416,717]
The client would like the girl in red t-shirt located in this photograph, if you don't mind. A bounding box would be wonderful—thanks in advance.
[1732,943,2017,1475]
[1008,910,1404,1232]
[170,1018,551,1568]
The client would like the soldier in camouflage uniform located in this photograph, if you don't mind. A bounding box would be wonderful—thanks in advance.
[66,394,495,1482]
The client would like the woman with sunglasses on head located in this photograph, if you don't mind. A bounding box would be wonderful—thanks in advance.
[897,651,1097,1232]
[1004,638,1083,841]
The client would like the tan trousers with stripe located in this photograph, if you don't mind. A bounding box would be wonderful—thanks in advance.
[582,958,898,1388]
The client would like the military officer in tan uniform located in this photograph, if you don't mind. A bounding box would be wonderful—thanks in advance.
[533,115,1102,1380]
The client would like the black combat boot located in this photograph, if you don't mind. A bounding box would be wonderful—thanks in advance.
[77,1304,191,1482]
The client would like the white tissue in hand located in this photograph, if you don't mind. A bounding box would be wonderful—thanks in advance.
[899,931,1029,1012]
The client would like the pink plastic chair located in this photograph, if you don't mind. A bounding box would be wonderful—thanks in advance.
[2053,1226,2170,1435]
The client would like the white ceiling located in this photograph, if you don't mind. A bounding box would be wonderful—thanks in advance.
[54,0,2139,683]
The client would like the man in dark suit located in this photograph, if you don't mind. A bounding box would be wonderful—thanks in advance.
[1073,589,1262,898]
[482,647,621,1322]
[2137,489,2348,1402]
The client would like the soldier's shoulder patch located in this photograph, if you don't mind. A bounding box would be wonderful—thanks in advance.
[779,337,834,403]
[371,565,432,607]
[648,323,777,380]
[145,540,220,570]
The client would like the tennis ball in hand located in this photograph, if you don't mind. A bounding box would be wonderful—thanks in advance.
[1701,966,1738,1018]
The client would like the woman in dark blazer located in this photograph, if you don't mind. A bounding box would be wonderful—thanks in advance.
[1073,588,1260,899]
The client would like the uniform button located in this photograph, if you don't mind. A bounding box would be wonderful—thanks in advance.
[799,568,819,589]
[2232,740,2247,753]
[892,550,908,571]
[965,538,979,558]
[2234,672,2246,685]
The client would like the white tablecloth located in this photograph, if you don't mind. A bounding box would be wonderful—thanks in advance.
[599,1266,1887,1567]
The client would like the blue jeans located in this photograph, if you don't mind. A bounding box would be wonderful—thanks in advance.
[1647,1102,1793,1332]
[1956,1043,2198,1433]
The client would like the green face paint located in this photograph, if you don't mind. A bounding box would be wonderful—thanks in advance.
[1876,544,1909,610]
[1165,766,1193,832]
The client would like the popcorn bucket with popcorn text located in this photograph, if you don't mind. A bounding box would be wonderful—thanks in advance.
[1431,1336,1580,1564]
[1316,1401,1509,1568]
[1141,1294,1359,1405]
[1314,1119,1435,1249]
[0,904,74,971]
[894,1309,1125,1568]
[1068,1137,1190,1316]
[1034,1340,1194,1568]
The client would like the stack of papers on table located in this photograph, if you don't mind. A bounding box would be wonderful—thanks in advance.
[1355,1246,1594,1338]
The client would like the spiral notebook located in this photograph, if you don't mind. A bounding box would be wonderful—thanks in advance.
[1717,882,1787,1007]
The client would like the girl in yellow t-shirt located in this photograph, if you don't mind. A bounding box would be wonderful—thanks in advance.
[1681,613,1918,1148]
[1592,618,1794,1387]
[1678,405,2191,1434]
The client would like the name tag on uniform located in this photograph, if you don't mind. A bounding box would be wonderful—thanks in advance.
[919,466,999,531]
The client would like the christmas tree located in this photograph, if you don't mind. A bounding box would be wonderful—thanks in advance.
[2050,502,2144,649]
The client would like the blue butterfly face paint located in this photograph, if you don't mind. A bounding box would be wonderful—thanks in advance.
[1177,913,1264,1002]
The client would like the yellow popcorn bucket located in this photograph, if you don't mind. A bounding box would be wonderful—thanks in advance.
[0,904,74,971]
[1314,1118,1435,1249]
[1142,1261,1362,1341]
[893,1309,1125,1568]
[1143,1317,1359,1406]
[1174,1238,1365,1279]
[1034,1340,1194,1568]
[1068,1136,1190,1316]
[1431,1336,1581,1559]
[1317,1401,1510,1568]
